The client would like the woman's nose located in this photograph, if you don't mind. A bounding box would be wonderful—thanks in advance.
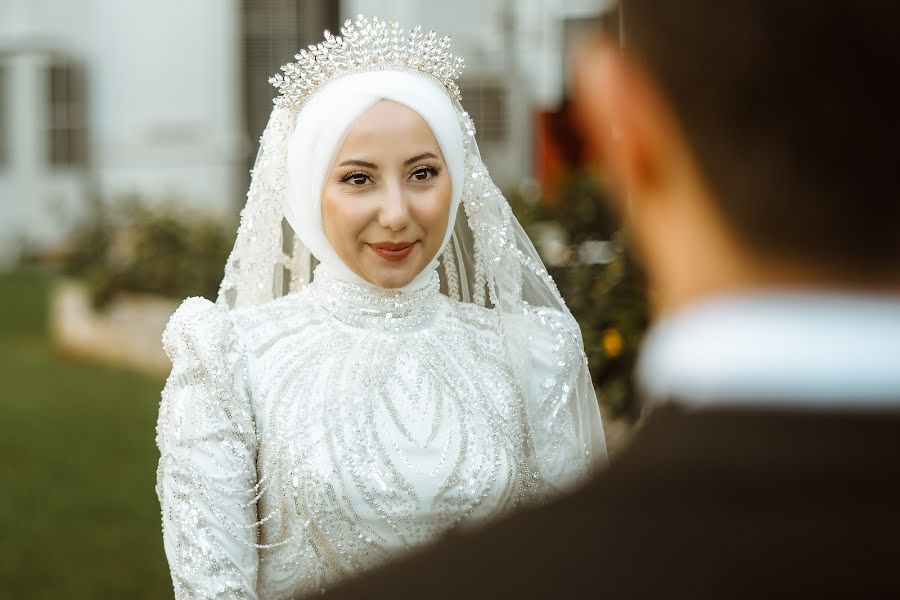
[377,183,410,231]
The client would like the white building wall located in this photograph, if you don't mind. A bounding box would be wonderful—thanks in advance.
[86,0,243,215]
[0,0,243,268]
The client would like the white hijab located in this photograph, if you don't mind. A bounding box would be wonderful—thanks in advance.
[283,70,465,291]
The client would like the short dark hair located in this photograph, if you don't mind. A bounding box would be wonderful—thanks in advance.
[622,1,900,275]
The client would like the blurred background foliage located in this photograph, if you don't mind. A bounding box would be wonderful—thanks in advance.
[61,198,235,308]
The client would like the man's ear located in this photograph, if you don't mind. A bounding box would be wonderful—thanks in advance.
[573,40,676,210]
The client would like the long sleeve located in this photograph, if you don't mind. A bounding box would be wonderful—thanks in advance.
[512,308,607,494]
[156,297,260,599]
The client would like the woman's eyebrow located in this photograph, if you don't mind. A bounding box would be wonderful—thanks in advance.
[403,152,438,166]
[338,159,378,168]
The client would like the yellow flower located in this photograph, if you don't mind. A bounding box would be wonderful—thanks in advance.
[602,328,624,358]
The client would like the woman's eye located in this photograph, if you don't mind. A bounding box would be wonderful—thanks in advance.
[410,168,433,181]
[344,173,370,185]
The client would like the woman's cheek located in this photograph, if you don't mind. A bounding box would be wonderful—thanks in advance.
[346,202,377,244]
[420,187,452,232]
[322,188,363,249]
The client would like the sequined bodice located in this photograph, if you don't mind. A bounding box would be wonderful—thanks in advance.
[157,270,597,600]
[229,268,532,596]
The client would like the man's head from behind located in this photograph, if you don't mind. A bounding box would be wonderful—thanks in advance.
[576,2,900,315]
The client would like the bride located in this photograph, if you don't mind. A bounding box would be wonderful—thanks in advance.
[156,15,606,599]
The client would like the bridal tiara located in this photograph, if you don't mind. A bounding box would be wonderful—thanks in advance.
[269,14,465,110]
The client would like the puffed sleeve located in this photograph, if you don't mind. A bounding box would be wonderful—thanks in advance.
[156,297,260,599]
[512,308,607,495]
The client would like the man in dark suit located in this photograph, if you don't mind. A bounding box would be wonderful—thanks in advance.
[324,2,900,597]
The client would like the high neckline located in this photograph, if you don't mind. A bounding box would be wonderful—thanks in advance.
[307,264,444,332]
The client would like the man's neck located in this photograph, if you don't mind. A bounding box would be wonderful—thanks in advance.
[650,252,900,319]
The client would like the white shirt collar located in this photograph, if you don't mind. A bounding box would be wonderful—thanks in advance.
[637,291,900,411]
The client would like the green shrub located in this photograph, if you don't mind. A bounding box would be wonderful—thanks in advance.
[62,200,234,308]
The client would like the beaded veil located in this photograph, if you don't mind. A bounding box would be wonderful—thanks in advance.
[216,11,605,460]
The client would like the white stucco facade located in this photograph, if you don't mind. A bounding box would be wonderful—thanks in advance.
[0,0,243,267]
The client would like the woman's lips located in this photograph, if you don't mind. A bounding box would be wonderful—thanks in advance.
[369,241,416,261]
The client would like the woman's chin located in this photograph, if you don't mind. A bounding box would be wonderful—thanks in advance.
[369,271,414,289]
[355,247,431,289]
[361,262,422,289]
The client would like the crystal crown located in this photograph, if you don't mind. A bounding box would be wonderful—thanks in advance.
[270,15,465,110]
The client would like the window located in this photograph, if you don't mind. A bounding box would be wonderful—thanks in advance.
[241,0,339,146]
[460,81,509,145]
[47,61,86,167]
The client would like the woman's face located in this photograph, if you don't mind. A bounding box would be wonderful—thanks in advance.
[322,100,452,289]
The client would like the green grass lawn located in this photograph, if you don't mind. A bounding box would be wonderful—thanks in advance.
[0,270,173,598]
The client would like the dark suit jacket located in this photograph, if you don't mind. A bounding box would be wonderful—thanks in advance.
[322,403,900,599]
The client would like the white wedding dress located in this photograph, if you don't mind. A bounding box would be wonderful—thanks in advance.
[157,16,606,599]
[157,266,596,598]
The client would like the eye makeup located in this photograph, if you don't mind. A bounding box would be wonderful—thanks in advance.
[408,165,442,181]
